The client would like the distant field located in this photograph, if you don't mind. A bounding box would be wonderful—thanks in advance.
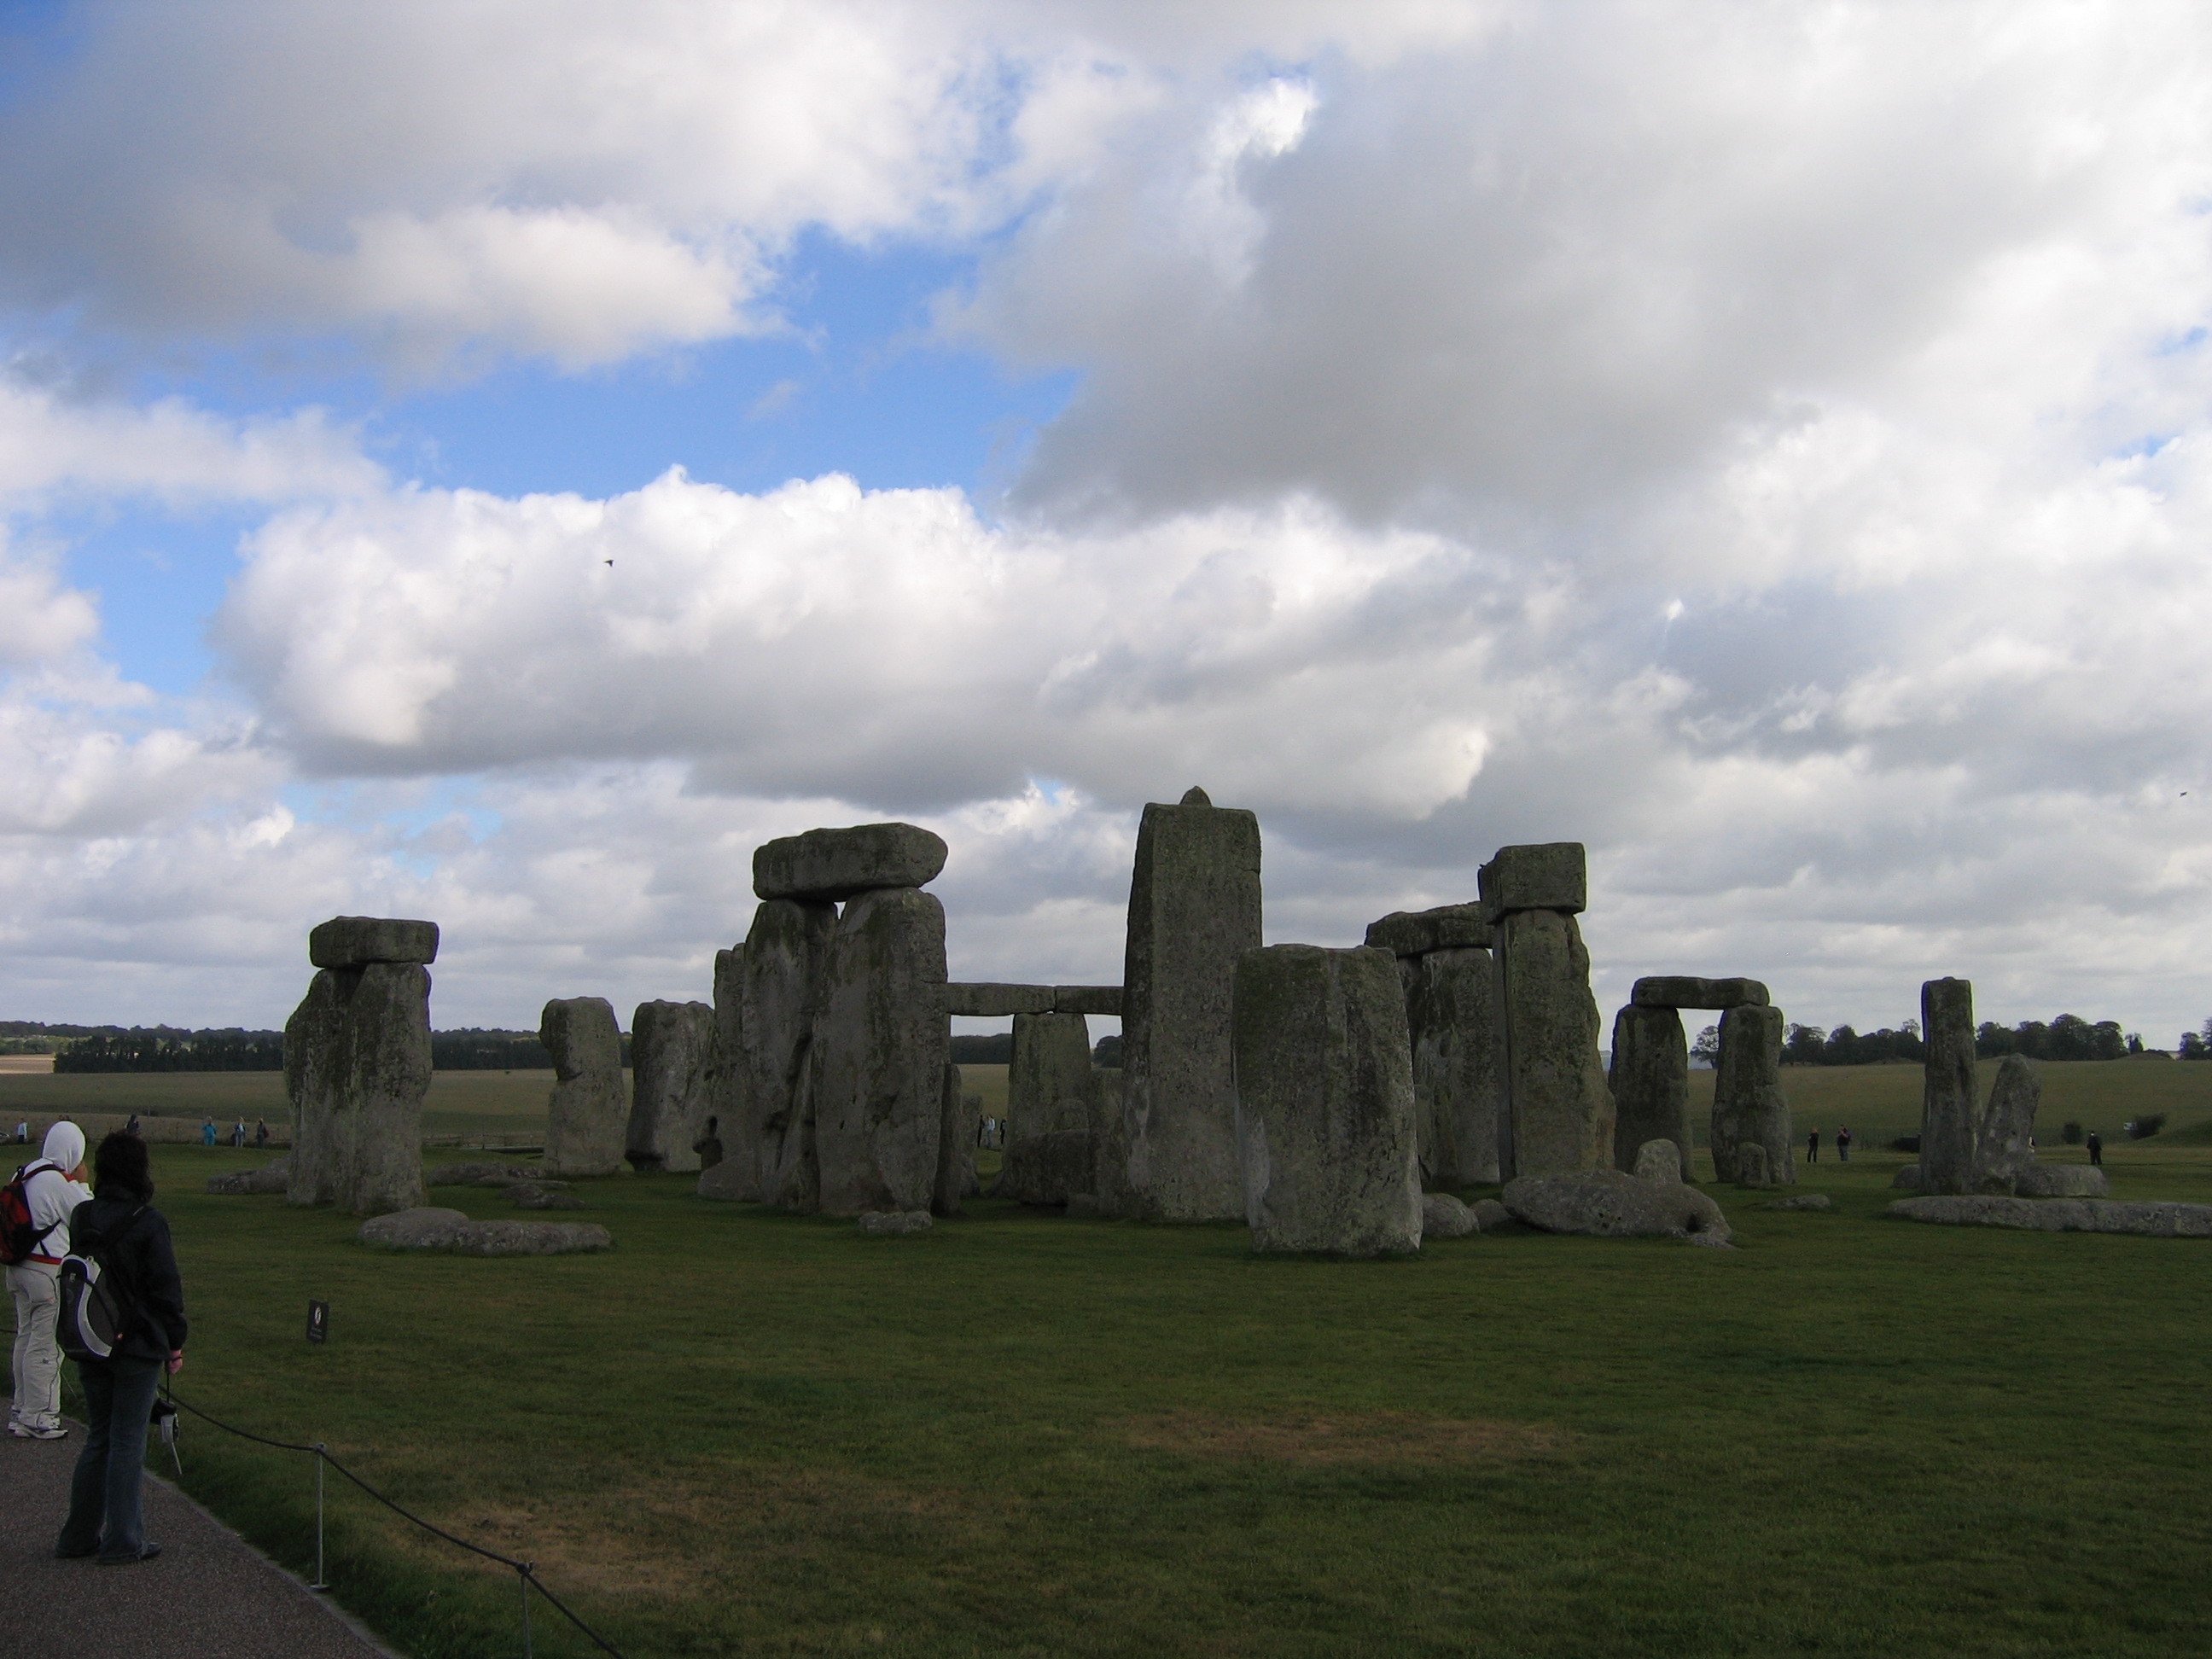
[0,1069,566,1146]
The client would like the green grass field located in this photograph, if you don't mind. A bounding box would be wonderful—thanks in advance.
[13,1061,2212,1657]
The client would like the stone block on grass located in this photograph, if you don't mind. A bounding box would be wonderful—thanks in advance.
[1501,1170,1732,1243]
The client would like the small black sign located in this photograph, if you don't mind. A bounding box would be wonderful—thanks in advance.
[306,1299,329,1344]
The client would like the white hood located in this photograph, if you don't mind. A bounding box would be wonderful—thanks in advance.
[40,1120,84,1176]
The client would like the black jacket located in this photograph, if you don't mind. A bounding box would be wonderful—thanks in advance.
[67,1187,188,1362]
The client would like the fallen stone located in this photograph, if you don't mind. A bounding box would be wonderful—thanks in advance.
[443,1220,611,1254]
[1407,946,1502,1187]
[2017,1163,2110,1197]
[742,898,838,1213]
[1631,1139,1685,1185]
[1121,790,1261,1222]
[1734,1142,1773,1189]
[945,982,1056,1017]
[1976,1053,2039,1194]
[857,1209,933,1237]
[540,996,628,1179]
[1919,977,1978,1194]
[307,917,439,969]
[505,1182,585,1209]
[1892,1164,1924,1190]
[996,1128,1096,1207]
[809,886,949,1216]
[626,999,715,1173]
[1420,1191,1481,1240]
[1762,1193,1833,1211]
[424,1161,537,1187]
[1888,1195,2212,1237]
[1365,903,1494,957]
[357,1207,471,1248]
[1497,907,1614,1178]
[1611,1008,1691,1180]
[1467,1197,1513,1233]
[286,945,433,1217]
[1053,985,1123,1017]
[1629,976,1770,1010]
[1477,843,1586,919]
[1501,1170,1732,1243]
[1233,943,1421,1257]
[206,1159,290,1196]
[754,823,947,903]
[1711,1004,1794,1186]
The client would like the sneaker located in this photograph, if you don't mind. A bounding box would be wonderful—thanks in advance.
[98,1540,160,1565]
[11,1422,67,1441]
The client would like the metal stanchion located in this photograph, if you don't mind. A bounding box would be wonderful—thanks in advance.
[520,1564,535,1657]
[310,1444,329,1591]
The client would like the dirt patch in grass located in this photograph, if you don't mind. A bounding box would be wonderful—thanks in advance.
[1122,1409,1568,1466]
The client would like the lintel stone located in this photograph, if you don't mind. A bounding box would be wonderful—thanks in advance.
[1054,985,1123,1016]
[1477,844,1586,919]
[309,916,439,969]
[946,982,1056,1017]
[753,822,948,903]
[1364,903,1494,957]
[1631,975,1770,1010]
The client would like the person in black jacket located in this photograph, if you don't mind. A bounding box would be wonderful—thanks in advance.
[54,1132,186,1566]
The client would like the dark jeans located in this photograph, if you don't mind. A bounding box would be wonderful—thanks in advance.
[58,1354,161,1560]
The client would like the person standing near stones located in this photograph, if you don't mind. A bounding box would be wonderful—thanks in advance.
[1836,1126,1851,1163]
[1807,1126,1819,1163]
[2087,1130,2103,1167]
[7,1122,89,1441]
[124,1115,139,1138]
[253,1118,267,1149]
[56,1132,187,1566]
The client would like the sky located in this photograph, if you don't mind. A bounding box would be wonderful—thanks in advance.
[1,0,2209,1043]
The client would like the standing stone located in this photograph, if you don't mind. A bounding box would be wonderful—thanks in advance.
[1007,1010,1094,1140]
[1495,908,1614,1178]
[807,886,950,1216]
[1121,789,1262,1222]
[932,1062,975,1217]
[538,997,626,1178]
[285,917,435,1217]
[627,1000,714,1172]
[1976,1054,2040,1195]
[1610,1004,1691,1181]
[1734,1141,1773,1189]
[1710,1004,1795,1185]
[1920,977,1978,1196]
[1632,1139,1684,1185]
[742,899,838,1211]
[1233,945,1421,1256]
[1407,947,1503,1186]
[701,946,758,1199]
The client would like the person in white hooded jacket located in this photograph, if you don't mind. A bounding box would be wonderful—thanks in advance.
[9,1121,90,1441]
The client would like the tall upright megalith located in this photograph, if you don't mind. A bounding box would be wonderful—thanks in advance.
[1233,944,1421,1256]
[1710,1004,1794,1185]
[1121,787,1263,1222]
[285,917,436,1217]
[1483,845,1612,1179]
[1609,1005,1691,1182]
[741,899,837,1211]
[1920,977,1978,1196]
[1366,904,1501,1188]
[808,885,949,1214]
[1007,1011,1095,1140]
[701,946,755,1199]
[539,996,626,1177]
[627,999,714,1172]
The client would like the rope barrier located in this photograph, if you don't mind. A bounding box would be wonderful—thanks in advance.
[161,1382,625,1658]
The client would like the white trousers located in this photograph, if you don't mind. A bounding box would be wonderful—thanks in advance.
[7,1263,61,1431]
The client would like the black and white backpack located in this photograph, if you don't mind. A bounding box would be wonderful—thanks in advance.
[56,1206,144,1363]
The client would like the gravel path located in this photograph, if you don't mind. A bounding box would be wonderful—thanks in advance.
[1,1425,399,1658]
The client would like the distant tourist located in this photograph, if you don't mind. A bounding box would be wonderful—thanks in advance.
[1836,1126,1852,1163]
[124,1115,140,1138]
[2087,1130,2103,1167]
[12,1121,25,1144]
[253,1119,267,1150]
[55,1130,187,1564]
[7,1121,90,1442]
[200,1119,216,1148]
[230,1120,245,1148]
[692,1115,724,1170]
[1807,1127,1820,1163]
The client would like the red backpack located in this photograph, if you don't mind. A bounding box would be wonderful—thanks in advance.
[0,1161,61,1266]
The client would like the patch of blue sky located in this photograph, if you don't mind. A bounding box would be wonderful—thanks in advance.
[0,0,84,109]
[276,778,502,843]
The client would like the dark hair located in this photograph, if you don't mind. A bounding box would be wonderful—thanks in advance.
[94,1130,154,1202]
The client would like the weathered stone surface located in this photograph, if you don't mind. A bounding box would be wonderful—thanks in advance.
[1065,1193,1109,1219]
[1889,1195,2212,1237]
[505,1182,584,1209]
[1892,1164,1924,1190]
[1710,1004,1794,1186]
[704,946,754,1199]
[1919,977,1977,1195]
[754,822,947,903]
[1763,1193,1833,1211]
[1054,985,1123,1016]
[932,1062,975,1217]
[2017,1163,2110,1197]
[1420,1191,1481,1240]
[946,982,1056,1017]
[539,996,627,1179]
[742,899,837,1213]
[308,917,439,969]
[1121,792,1262,1222]
[1010,1010,1095,1140]
[1501,1170,1732,1242]
[286,952,433,1217]
[207,1159,289,1196]
[1734,1142,1773,1189]
[1687,1232,1738,1250]
[424,1161,536,1187]
[1497,909,1614,1179]
[1630,976,1770,1010]
[1233,944,1421,1257]
[626,1000,714,1173]
[1631,1139,1684,1185]
[997,1127,1095,1206]
[1468,1197,1513,1233]
[696,1159,753,1202]
[1477,843,1586,919]
[359,1208,612,1254]
[1610,1006,1691,1180]
[1976,1053,2039,1195]
[808,886,949,1216]
[1087,1053,1133,1219]
[357,1207,470,1248]
[1365,903,1494,958]
[857,1209,934,1236]
[1408,946,1502,1187]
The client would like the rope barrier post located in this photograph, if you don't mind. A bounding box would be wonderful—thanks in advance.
[310,1443,329,1592]
[521,1563,535,1658]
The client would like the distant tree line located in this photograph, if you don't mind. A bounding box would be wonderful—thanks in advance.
[2177,1019,2212,1060]
[1687,1011,2148,1068]
[428,1029,554,1070]
[28,1021,558,1072]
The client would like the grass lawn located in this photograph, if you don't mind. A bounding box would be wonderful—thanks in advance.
[12,1061,2212,1657]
